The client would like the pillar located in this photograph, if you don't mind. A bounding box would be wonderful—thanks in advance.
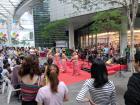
[120,9,128,56]
[69,23,75,50]
[6,19,12,46]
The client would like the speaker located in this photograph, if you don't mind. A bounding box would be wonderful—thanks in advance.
[117,57,127,65]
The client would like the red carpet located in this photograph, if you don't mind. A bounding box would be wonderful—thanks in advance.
[59,68,90,85]
[58,60,127,85]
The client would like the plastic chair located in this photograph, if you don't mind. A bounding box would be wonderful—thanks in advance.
[5,78,21,104]
[2,80,6,94]
[1,76,8,94]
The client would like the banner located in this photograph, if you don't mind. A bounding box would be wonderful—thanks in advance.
[55,40,68,48]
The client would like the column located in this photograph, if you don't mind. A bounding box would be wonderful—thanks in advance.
[6,19,12,46]
[120,9,128,56]
[32,9,35,47]
[69,23,75,50]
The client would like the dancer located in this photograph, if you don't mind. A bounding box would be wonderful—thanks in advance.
[47,49,53,60]
[61,51,67,73]
[54,48,60,67]
[71,51,80,76]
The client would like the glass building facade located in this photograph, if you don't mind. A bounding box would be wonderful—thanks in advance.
[33,0,50,47]
[33,0,68,47]
[75,16,140,49]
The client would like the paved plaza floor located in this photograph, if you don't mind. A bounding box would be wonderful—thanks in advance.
[0,71,131,105]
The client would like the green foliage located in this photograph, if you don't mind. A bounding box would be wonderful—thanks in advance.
[40,19,68,38]
[91,9,123,34]
[58,0,99,11]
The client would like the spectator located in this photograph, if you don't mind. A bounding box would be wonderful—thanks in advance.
[135,45,140,63]
[18,55,41,105]
[41,58,53,86]
[76,58,116,105]
[0,52,4,79]
[36,64,68,105]
[103,45,110,59]
[124,56,140,105]
[1,63,10,78]
[125,45,130,63]
[0,51,4,69]
[11,58,21,89]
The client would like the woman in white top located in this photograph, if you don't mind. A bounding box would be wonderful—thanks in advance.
[1,63,10,78]
[76,58,116,105]
[36,64,68,105]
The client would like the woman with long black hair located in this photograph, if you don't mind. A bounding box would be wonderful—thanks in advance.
[76,58,116,105]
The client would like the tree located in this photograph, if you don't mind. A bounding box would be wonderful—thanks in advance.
[40,19,68,38]
[91,9,122,47]
[106,0,139,72]
[59,0,139,71]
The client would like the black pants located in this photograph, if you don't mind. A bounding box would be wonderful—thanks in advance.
[22,101,37,105]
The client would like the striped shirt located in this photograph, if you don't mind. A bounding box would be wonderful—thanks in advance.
[21,78,40,101]
[76,79,116,105]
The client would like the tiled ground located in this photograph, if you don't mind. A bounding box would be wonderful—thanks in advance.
[0,71,131,105]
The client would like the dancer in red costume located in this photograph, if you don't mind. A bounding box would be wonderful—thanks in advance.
[54,49,60,67]
[47,49,53,59]
[61,51,67,73]
[71,51,80,76]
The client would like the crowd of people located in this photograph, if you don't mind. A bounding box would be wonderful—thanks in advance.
[79,44,120,64]
[0,46,140,105]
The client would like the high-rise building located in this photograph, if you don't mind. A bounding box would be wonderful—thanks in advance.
[33,0,50,47]
[33,0,68,47]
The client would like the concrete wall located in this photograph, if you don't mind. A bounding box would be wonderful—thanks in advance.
[50,0,121,21]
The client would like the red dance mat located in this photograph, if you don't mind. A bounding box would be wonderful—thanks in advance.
[59,69,90,85]
[58,60,127,85]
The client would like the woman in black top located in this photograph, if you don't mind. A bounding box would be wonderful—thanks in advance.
[124,56,140,105]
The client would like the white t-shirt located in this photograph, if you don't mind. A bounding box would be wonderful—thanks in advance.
[36,81,68,105]
[1,69,9,77]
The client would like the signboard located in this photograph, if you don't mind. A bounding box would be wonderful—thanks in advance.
[56,41,68,48]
